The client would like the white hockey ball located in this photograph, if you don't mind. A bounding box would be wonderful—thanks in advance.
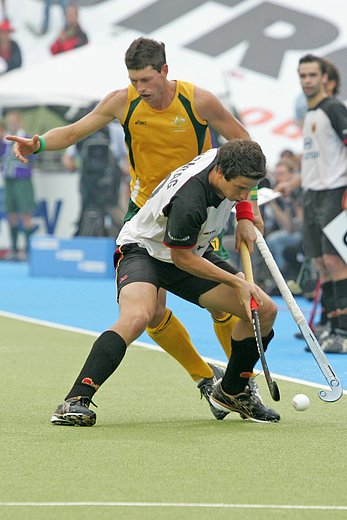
[292,394,310,411]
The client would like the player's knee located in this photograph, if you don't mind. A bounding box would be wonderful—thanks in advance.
[130,309,154,337]
[269,299,278,321]
[148,302,167,328]
[264,297,277,325]
[209,309,227,320]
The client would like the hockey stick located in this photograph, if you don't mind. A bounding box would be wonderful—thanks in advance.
[240,241,280,402]
[295,278,321,339]
[308,278,321,331]
[255,227,343,402]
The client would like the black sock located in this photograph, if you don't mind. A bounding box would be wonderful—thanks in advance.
[65,330,127,400]
[324,282,339,332]
[10,226,18,252]
[320,281,334,326]
[335,279,347,332]
[222,330,274,395]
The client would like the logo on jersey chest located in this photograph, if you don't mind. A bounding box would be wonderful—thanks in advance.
[304,137,312,149]
[172,114,188,132]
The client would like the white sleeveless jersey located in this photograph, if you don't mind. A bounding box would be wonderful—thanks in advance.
[301,97,347,190]
[117,148,236,263]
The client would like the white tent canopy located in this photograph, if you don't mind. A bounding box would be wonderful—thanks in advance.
[0,42,128,109]
[0,33,228,110]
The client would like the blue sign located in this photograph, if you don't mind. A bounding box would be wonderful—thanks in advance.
[30,236,116,279]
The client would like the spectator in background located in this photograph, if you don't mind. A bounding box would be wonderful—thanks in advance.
[324,59,341,97]
[275,150,302,198]
[62,122,128,237]
[1,111,36,260]
[264,160,303,282]
[294,58,342,128]
[0,117,5,140]
[279,149,302,172]
[251,158,303,293]
[50,3,88,55]
[27,0,68,37]
[0,19,22,74]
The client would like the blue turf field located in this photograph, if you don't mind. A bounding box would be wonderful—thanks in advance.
[1,261,347,391]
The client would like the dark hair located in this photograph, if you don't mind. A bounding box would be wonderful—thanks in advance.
[274,159,296,173]
[298,54,327,74]
[216,140,266,181]
[125,37,166,72]
[280,149,294,159]
[324,59,340,95]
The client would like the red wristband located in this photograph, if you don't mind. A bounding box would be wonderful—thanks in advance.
[235,201,254,222]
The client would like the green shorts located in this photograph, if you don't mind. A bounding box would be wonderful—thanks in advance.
[4,178,36,214]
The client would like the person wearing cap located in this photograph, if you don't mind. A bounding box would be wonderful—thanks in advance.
[0,19,22,73]
[50,4,88,56]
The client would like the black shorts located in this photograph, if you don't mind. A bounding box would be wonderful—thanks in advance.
[302,187,346,258]
[114,243,238,307]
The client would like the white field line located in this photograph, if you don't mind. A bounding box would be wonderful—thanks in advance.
[0,502,347,510]
[1,309,346,395]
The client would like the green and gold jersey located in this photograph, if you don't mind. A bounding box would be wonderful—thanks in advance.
[121,80,212,208]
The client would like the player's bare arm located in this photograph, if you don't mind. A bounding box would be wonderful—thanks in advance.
[234,218,257,254]
[170,247,262,321]
[194,86,250,141]
[276,173,302,197]
[6,88,129,163]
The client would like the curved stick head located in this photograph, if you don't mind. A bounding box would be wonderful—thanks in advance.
[270,381,280,402]
[319,380,343,402]
[298,323,343,403]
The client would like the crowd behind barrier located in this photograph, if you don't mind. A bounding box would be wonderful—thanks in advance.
[0,4,345,325]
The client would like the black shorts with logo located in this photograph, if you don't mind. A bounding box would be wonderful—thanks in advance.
[302,187,346,258]
[114,243,237,307]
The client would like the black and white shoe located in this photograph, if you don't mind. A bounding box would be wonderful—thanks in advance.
[51,396,97,426]
[304,323,330,352]
[238,376,264,419]
[210,380,280,423]
[248,376,263,402]
[314,323,331,341]
[197,363,229,420]
[321,332,347,354]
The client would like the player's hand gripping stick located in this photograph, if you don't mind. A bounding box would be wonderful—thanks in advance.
[240,241,280,402]
[236,201,280,402]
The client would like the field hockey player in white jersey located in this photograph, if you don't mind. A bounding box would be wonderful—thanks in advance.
[298,54,347,353]
[50,139,280,426]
